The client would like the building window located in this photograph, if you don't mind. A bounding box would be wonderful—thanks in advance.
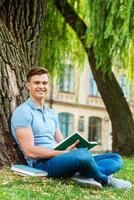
[58,113,73,138]
[89,72,100,97]
[88,116,102,143]
[59,64,74,93]
[119,74,129,100]
[78,116,84,132]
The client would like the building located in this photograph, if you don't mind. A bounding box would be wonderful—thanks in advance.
[46,60,134,152]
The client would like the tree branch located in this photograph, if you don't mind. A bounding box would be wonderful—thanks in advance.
[54,0,87,46]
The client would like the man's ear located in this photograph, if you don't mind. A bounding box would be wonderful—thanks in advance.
[26,82,30,90]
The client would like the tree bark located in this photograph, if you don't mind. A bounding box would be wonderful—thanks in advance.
[87,48,134,155]
[49,76,54,108]
[0,0,47,167]
[54,0,134,156]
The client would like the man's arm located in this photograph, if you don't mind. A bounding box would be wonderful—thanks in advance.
[16,128,67,159]
[54,128,64,143]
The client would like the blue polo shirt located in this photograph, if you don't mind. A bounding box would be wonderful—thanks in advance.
[11,98,59,167]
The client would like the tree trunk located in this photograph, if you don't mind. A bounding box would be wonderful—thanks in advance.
[87,48,134,155]
[0,0,47,167]
[54,0,134,156]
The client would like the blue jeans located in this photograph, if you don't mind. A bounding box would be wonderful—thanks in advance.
[33,148,123,185]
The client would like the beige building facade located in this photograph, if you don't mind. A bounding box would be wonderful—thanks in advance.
[46,61,134,153]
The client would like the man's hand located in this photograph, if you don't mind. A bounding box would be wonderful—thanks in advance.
[66,140,79,152]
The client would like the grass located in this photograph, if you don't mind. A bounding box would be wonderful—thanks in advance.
[0,158,134,200]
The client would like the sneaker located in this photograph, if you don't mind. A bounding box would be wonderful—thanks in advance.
[107,176,132,190]
[71,173,103,190]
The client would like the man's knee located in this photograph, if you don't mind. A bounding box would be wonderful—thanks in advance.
[72,148,93,164]
[112,153,124,169]
[116,153,124,168]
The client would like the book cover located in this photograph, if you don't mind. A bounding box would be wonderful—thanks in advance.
[11,165,48,177]
[54,132,97,150]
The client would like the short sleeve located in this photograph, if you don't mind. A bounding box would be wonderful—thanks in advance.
[54,113,60,129]
[11,107,33,129]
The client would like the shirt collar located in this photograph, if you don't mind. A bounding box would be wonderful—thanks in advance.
[26,98,46,112]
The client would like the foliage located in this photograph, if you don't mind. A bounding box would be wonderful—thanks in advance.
[39,0,85,77]
[0,158,134,200]
[40,0,134,79]
[86,0,134,76]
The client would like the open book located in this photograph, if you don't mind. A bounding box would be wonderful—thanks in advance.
[11,165,48,177]
[54,132,98,150]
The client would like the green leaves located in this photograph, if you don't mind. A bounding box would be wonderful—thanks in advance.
[87,0,134,76]
[39,0,134,78]
[39,0,85,78]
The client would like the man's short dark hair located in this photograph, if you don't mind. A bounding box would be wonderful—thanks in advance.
[27,67,48,82]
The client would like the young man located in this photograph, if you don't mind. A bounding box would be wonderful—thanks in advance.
[11,67,132,189]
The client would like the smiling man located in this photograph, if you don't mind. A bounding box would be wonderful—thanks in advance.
[11,67,132,190]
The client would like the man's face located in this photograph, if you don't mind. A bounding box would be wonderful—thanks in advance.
[27,74,49,100]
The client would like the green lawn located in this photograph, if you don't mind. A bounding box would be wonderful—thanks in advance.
[0,158,134,200]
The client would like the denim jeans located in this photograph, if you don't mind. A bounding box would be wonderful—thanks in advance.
[33,148,123,185]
